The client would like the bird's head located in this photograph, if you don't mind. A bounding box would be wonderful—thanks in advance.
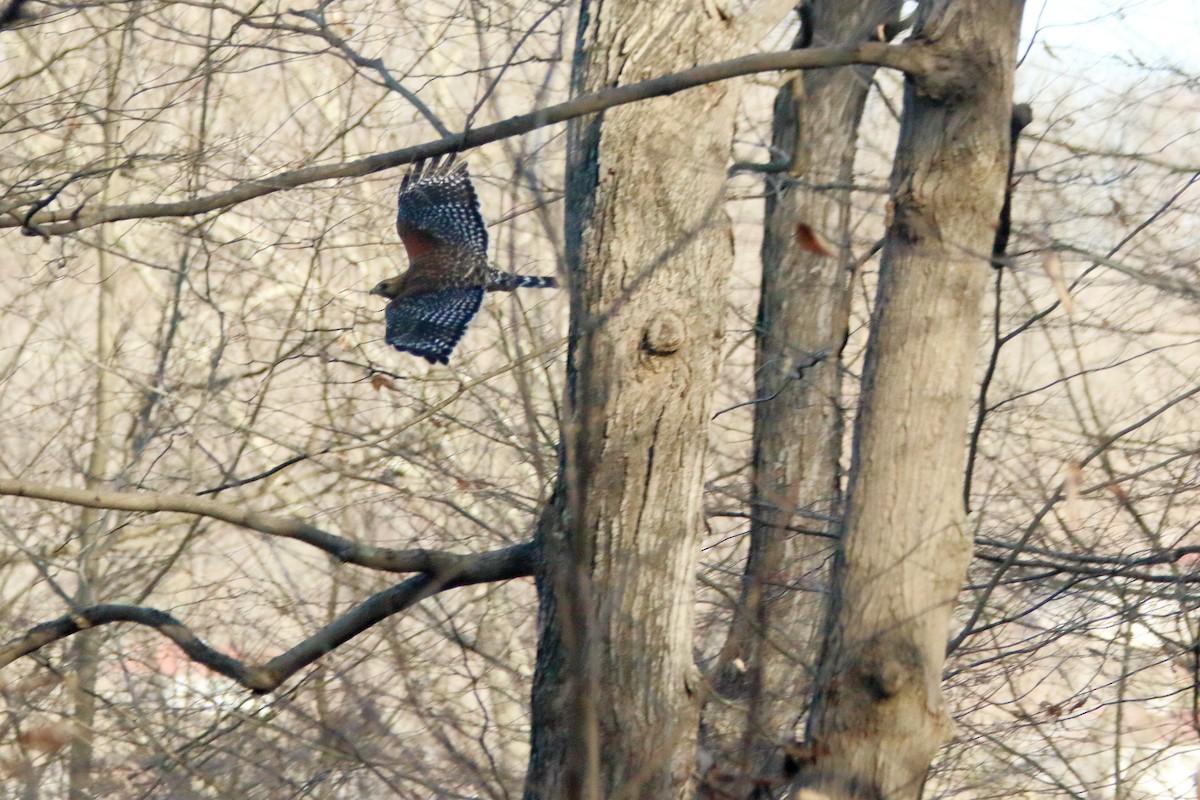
[370,276,404,299]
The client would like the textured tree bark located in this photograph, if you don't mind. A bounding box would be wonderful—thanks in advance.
[803,4,1025,799]
[705,2,901,786]
[524,3,789,799]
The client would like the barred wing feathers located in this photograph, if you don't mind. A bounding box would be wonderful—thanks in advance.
[394,155,489,262]
[383,287,485,365]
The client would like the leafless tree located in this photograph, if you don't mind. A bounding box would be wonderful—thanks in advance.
[2,2,1199,799]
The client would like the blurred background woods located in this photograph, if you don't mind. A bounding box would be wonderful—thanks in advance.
[0,1,1198,798]
[2,3,566,796]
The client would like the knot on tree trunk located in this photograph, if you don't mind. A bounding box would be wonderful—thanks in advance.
[887,193,940,245]
[857,636,921,700]
[908,40,997,104]
[642,311,685,355]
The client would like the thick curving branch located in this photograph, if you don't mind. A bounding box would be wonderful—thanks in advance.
[0,478,497,574]
[0,541,534,692]
[6,40,928,236]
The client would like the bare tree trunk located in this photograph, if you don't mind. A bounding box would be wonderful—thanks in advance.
[803,4,1025,799]
[68,238,116,800]
[705,2,901,787]
[524,3,789,798]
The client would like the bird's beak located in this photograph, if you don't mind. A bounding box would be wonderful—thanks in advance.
[368,283,384,297]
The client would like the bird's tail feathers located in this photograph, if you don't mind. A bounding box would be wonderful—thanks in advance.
[486,271,558,291]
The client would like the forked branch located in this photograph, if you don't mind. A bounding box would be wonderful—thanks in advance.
[0,542,533,692]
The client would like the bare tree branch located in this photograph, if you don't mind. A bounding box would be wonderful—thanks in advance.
[710,510,1200,583]
[0,541,533,692]
[949,380,1200,653]
[0,478,527,574]
[276,10,453,138]
[4,40,926,236]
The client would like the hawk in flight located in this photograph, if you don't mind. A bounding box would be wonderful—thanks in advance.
[370,155,557,364]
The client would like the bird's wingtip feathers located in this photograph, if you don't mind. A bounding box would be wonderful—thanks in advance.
[387,340,453,365]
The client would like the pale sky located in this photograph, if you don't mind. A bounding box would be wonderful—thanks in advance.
[1021,0,1200,70]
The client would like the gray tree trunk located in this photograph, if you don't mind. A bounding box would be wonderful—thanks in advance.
[705,2,901,788]
[803,4,1025,799]
[524,2,788,798]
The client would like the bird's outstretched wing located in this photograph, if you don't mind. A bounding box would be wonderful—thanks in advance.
[383,287,484,365]
[395,155,488,264]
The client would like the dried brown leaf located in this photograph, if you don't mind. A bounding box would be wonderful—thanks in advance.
[794,221,835,257]
[1105,482,1130,504]
[18,723,74,754]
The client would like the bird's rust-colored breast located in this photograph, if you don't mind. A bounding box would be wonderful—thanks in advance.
[397,225,440,262]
